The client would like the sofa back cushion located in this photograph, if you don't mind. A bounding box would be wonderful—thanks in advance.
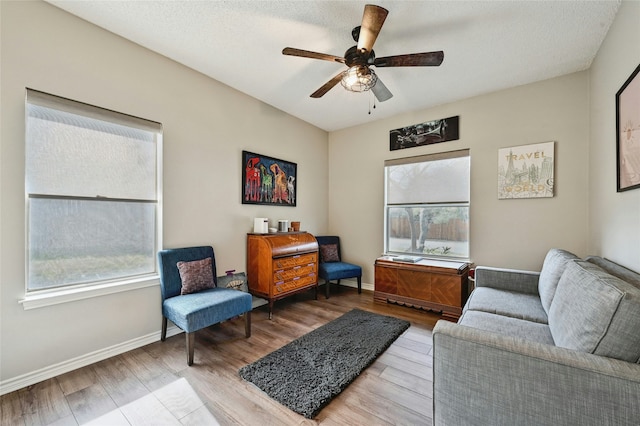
[584,256,640,288]
[548,260,640,363]
[538,249,579,314]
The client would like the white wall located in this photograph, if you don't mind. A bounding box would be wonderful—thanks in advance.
[0,1,328,390]
[588,0,640,270]
[330,71,591,280]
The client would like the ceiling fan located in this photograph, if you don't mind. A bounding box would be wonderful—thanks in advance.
[282,4,444,102]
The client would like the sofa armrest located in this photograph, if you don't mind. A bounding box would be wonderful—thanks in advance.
[474,266,540,294]
[432,320,640,426]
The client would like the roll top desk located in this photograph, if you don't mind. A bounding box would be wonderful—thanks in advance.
[246,232,319,318]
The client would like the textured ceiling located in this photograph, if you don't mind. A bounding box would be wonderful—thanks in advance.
[46,1,621,132]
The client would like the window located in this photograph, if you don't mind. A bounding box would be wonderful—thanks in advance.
[25,89,162,294]
[384,149,470,260]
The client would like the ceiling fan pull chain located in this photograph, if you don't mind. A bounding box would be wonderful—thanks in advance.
[368,91,377,115]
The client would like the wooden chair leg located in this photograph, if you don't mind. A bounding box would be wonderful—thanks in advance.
[325,278,331,299]
[357,276,362,294]
[245,311,252,337]
[161,317,167,341]
[186,332,195,366]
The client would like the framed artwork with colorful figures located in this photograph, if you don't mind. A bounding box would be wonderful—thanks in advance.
[242,151,297,206]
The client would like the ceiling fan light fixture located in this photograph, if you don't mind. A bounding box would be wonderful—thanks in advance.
[341,66,378,93]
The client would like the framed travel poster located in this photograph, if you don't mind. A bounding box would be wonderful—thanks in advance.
[498,141,555,199]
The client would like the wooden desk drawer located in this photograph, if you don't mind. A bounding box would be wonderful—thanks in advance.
[274,264,316,281]
[275,274,317,294]
[273,253,317,269]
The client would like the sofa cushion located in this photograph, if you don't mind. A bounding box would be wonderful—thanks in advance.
[458,310,555,345]
[163,287,252,333]
[464,287,548,324]
[538,248,579,315]
[318,261,362,281]
[549,260,640,363]
[585,256,640,288]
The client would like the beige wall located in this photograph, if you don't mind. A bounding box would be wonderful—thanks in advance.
[588,0,640,270]
[328,0,640,294]
[1,0,639,393]
[0,1,327,388]
[330,71,590,280]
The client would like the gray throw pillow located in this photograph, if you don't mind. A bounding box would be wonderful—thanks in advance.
[548,260,640,363]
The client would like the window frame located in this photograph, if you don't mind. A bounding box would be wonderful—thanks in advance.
[384,149,470,262]
[21,89,163,309]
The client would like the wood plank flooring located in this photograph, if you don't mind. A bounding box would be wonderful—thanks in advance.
[1,287,442,425]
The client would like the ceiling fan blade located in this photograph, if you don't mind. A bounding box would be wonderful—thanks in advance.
[310,72,344,98]
[357,4,388,52]
[372,78,393,102]
[282,47,345,64]
[374,51,444,67]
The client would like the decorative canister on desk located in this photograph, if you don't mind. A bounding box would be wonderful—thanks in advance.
[278,220,289,232]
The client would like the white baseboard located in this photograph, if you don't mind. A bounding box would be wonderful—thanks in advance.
[1,282,373,396]
[0,325,182,396]
[325,278,374,292]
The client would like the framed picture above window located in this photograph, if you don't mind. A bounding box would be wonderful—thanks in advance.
[390,116,460,151]
[242,151,297,206]
[616,63,640,192]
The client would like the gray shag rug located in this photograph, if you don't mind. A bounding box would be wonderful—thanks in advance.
[238,308,410,419]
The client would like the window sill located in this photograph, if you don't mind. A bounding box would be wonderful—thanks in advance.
[19,275,159,310]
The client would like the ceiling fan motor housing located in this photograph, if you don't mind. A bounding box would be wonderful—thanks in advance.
[344,45,375,67]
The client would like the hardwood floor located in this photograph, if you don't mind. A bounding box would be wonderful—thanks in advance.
[1,287,442,425]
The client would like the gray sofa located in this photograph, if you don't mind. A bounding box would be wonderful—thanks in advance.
[433,249,640,426]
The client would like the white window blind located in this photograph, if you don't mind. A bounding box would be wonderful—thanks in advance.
[384,149,470,260]
[25,89,162,291]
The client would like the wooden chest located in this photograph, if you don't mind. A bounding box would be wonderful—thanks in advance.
[247,232,319,318]
[374,256,472,321]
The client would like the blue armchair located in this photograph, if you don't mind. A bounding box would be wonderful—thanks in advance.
[315,236,362,298]
[158,246,252,365]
